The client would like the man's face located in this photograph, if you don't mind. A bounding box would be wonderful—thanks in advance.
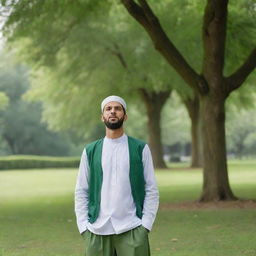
[101,101,127,130]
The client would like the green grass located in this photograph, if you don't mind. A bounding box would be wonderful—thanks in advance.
[0,161,256,256]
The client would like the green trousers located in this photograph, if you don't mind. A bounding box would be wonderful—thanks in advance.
[82,225,150,256]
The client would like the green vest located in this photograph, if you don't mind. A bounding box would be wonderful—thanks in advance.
[85,136,146,224]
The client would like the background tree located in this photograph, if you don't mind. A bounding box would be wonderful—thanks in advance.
[121,0,256,201]
[0,51,75,156]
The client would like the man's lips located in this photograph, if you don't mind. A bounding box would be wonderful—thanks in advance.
[109,117,118,121]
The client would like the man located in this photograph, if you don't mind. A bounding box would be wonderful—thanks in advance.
[75,95,159,256]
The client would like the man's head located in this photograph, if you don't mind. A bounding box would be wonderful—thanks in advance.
[101,96,127,130]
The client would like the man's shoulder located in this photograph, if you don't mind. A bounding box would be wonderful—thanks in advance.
[85,138,104,152]
[127,136,147,148]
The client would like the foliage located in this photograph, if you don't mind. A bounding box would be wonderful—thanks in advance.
[1,0,191,133]
[0,51,77,156]
[20,7,176,134]
[125,103,148,141]
[1,0,256,157]
[162,93,190,146]
[0,91,9,110]
[2,1,254,124]
[225,0,256,76]
[226,107,256,157]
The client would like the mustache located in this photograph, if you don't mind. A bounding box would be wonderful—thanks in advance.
[108,116,118,119]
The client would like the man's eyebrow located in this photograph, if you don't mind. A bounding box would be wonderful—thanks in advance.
[104,105,123,112]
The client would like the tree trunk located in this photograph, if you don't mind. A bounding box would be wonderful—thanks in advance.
[200,94,237,201]
[183,95,203,168]
[138,88,171,168]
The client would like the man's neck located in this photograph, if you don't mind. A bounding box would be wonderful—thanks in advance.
[105,127,124,139]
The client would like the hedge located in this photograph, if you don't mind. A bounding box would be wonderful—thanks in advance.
[0,155,80,170]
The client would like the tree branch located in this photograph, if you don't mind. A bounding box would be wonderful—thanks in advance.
[226,48,256,93]
[121,0,208,95]
[120,0,150,27]
[138,0,157,23]
[105,42,129,70]
[138,87,171,112]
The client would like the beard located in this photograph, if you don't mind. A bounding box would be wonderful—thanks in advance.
[103,116,125,130]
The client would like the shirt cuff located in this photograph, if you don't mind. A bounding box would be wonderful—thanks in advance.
[78,222,88,234]
[141,217,153,231]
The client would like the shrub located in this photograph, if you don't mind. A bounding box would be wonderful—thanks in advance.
[0,155,80,170]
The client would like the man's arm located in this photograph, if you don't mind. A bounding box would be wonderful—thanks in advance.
[74,149,89,234]
[141,144,159,231]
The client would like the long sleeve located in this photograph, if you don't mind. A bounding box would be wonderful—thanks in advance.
[141,144,159,231]
[74,149,89,234]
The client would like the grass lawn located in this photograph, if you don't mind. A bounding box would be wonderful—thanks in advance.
[0,160,255,256]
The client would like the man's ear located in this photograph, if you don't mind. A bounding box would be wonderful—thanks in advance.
[124,114,128,121]
[101,115,104,122]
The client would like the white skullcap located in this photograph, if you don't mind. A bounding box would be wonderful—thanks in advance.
[101,95,127,112]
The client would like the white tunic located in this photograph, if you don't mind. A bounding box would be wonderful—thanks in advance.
[75,134,159,235]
